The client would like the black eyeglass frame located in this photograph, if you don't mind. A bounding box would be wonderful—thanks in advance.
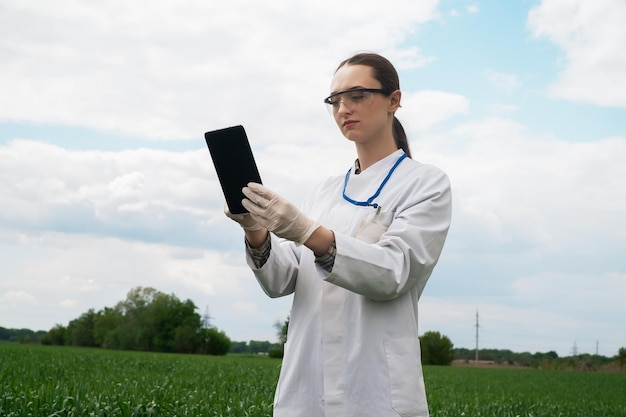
[323,88,392,105]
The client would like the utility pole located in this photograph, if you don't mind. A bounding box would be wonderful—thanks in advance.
[596,340,599,356]
[571,341,578,356]
[474,309,480,364]
[202,305,213,329]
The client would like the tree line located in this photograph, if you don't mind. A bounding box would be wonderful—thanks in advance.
[5,291,624,370]
[0,327,45,344]
[455,346,626,371]
[40,287,232,355]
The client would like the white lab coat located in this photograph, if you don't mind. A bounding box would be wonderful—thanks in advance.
[246,150,452,417]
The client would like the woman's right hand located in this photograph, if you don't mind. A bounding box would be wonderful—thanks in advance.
[224,203,263,232]
[224,203,269,248]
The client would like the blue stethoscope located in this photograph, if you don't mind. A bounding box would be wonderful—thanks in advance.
[342,152,407,209]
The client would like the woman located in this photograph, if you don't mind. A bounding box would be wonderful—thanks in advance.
[227,53,452,417]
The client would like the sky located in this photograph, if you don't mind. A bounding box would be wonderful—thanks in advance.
[0,0,624,358]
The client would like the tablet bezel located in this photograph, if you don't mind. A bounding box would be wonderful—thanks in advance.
[204,125,262,214]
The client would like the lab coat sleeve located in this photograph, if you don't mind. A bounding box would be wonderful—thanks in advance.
[326,167,452,301]
[245,234,301,298]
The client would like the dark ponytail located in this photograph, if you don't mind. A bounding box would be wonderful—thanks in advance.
[393,116,411,158]
[337,53,412,158]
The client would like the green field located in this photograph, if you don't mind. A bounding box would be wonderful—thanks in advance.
[1,342,625,417]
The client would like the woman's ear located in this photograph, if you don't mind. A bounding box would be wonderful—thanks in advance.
[388,89,402,112]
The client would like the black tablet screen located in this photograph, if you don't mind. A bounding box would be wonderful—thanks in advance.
[204,125,262,214]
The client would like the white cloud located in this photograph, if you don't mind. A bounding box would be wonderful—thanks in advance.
[528,0,626,107]
[466,4,479,14]
[400,90,470,131]
[484,69,521,94]
[0,0,438,141]
[0,138,353,249]
[0,229,287,336]
[441,118,626,251]
[2,116,624,348]
[511,271,626,318]
[59,299,78,309]
[487,103,519,114]
[0,290,37,310]
[231,301,263,318]
[420,297,591,355]
[0,140,226,246]
[0,0,624,354]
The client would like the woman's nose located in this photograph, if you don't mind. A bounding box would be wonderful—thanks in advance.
[337,100,351,114]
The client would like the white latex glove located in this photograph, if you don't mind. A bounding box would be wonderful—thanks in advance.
[223,202,263,232]
[241,183,319,244]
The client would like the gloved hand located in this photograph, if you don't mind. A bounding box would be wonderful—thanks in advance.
[224,202,263,232]
[241,183,319,245]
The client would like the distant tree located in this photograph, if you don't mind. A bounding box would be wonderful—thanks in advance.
[40,286,231,356]
[274,316,289,345]
[119,287,159,313]
[270,316,290,358]
[103,287,203,352]
[174,324,200,353]
[0,327,44,343]
[93,307,122,348]
[248,340,272,354]
[115,287,159,351]
[517,352,536,367]
[544,350,559,360]
[144,292,202,353]
[41,325,66,345]
[617,347,626,368]
[230,341,250,354]
[205,327,231,355]
[66,309,97,347]
[420,331,454,365]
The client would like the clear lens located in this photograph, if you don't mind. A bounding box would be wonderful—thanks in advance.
[325,91,373,114]
[323,88,386,115]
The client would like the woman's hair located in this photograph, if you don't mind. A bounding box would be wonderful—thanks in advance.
[336,53,411,158]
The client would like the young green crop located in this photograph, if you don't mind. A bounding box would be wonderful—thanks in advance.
[0,343,279,416]
[424,365,626,417]
[1,343,625,416]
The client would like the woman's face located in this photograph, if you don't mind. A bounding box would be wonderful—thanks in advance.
[328,64,398,146]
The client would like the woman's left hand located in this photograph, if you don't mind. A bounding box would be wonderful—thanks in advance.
[242,183,319,244]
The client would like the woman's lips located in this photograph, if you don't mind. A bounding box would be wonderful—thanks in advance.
[343,120,358,129]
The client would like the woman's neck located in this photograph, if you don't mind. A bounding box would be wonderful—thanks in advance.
[355,140,399,172]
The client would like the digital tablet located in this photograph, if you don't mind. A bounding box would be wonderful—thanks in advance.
[204,125,262,214]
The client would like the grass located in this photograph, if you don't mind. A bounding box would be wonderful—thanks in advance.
[424,365,626,417]
[1,342,625,416]
[0,343,278,416]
